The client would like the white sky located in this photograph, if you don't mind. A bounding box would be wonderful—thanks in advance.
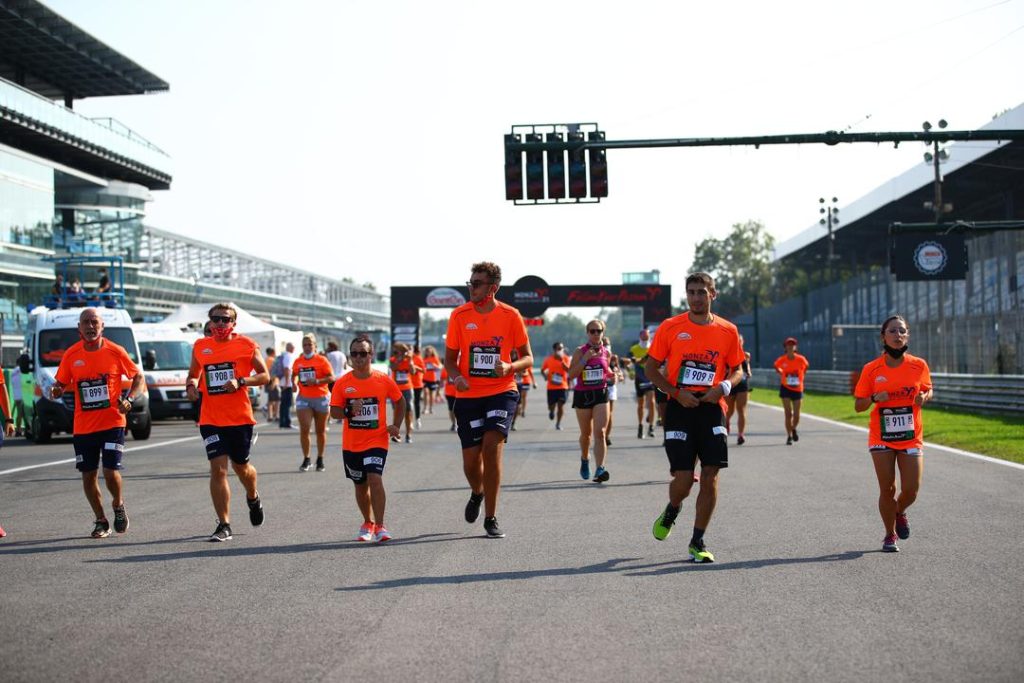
[46,0,1024,299]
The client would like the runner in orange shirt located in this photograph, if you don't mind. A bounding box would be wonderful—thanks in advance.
[186,303,269,542]
[330,336,406,543]
[854,315,933,553]
[774,337,810,445]
[389,343,416,443]
[444,262,533,539]
[645,273,744,563]
[292,334,335,472]
[422,345,443,415]
[411,345,427,429]
[1,364,19,538]
[541,342,571,430]
[50,308,145,538]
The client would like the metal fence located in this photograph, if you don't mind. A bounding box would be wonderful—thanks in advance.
[735,229,1024,374]
[749,368,1024,415]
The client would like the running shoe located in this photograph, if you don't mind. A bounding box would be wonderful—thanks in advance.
[113,505,129,534]
[606,436,612,446]
[209,521,232,542]
[356,521,375,542]
[390,435,400,443]
[556,423,563,431]
[737,435,746,445]
[483,516,506,538]
[549,409,555,420]
[247,496,264,527]
[315,458,325,472]
[416,418,422,429]
[648,425,656,438]
[792,429,799,442]
[449,423,456,431]
[786,435,793,446]
[652,503,679,541]
[593,466,610,483]
[688,540,715,563]
[580,458,591,480]
[300,457,311,471]
[895,512,910,540]
[374,525,392,543]
[0,523,6,538]
[91,519,111,539]
[882,534,900,552]
[405,435,412,444]
[465,492,484,523]
[637,425,644,439]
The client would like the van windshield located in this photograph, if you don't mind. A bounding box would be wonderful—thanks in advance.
[39,329,139,367]
[140,341,193,371]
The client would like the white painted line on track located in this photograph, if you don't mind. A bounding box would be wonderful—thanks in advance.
[750,400,1024,471]
[0,435,198,477]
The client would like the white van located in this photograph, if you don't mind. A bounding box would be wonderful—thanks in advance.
[19,307,151,443]
[135,323,199,420]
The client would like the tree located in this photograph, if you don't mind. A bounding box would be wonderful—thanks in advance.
[687,220,775,318]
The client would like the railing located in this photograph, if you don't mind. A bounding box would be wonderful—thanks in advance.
[0,77,171,174]
[749,369,1024,415]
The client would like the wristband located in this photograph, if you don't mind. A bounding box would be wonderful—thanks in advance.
[4,418,12,424]
[719,380,732,396]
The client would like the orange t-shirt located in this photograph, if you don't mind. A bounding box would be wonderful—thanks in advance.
[292,353,333,398]
[390,356,413,391]
[854,353,932,451]
[442,368,456,397]
[542,354,571,389]
[410,354,426,389]
[774,353,810,392]
[193,335,259,427]
[423,355,443,383]
[330,370,403,452]
[54,339,138,435]
[647,312,744,411]
[445,300,530,398]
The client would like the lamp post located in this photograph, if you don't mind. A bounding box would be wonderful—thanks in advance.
[819,196,840,281]
[922,119,951,223]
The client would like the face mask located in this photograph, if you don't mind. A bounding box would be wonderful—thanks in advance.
[639,338,650,349]
[303,351,315,359]
[211,325,234,341]
[884,344,908,359]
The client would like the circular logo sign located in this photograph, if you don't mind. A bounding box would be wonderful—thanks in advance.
[425,287,466,307]
[511,275,551,318]
[913,241,948,275]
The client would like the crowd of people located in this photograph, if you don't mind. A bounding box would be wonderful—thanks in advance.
[0,263,935,557]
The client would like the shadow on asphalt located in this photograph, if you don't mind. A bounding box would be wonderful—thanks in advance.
[79,532,464,563]
[334,550,868,591]
[0,534,210,555]
[395,479,665,495]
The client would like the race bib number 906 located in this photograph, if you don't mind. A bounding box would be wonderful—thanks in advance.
[347,398,380,429]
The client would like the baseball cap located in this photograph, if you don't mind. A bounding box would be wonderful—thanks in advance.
[783,337,798,346]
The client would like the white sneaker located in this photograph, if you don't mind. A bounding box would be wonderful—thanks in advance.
[416,419,422,429]
[374,525,392,543]
[356,522,374,542]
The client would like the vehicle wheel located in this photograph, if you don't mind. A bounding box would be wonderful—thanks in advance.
[31,414,51,444]
[131,416,152,441]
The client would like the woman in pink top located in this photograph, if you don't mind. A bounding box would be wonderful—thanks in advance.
[568,319,613,484]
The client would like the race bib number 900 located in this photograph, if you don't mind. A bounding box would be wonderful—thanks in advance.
[205,362,236,395]
[470,346,500,378]
[676,361,715,388]
[880,406,914,442]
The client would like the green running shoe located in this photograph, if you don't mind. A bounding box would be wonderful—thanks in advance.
[688,541,715,563]
[652,503,679,541]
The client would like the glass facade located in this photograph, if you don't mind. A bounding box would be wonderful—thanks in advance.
[0,148,54,249]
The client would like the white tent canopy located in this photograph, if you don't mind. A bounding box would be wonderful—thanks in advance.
[160,303,303,355]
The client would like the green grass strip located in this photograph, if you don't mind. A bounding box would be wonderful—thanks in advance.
[752,389,1024,465]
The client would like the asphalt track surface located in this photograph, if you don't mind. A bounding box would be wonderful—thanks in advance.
[1,397,1022,682]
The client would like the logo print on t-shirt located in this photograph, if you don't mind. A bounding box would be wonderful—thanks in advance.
[466,323,478,330]
[202,348,213,355]
[73,360,85,366]
[677,333,692,340]
[876,375,887,383]
[345,386,356,393]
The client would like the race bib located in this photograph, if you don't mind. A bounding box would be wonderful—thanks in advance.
[582,366,604,385]
[78,377,110,411]
[299,367,316,385]
[551,372,564,385]
[395,371,409,383]
[347,397,380,429]
[205,362,236,395]
[427,364,439,374]
[469,345,499,378]
[677,361,715,388]
[880,406,914,442]
[786,374,800,387]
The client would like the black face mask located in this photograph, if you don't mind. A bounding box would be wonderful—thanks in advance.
[884,344,908,359]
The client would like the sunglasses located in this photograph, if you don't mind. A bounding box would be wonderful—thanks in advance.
[587,328,603,334]
[209,315,234,324]
[466,279,492,289]
[350,350,372,358]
